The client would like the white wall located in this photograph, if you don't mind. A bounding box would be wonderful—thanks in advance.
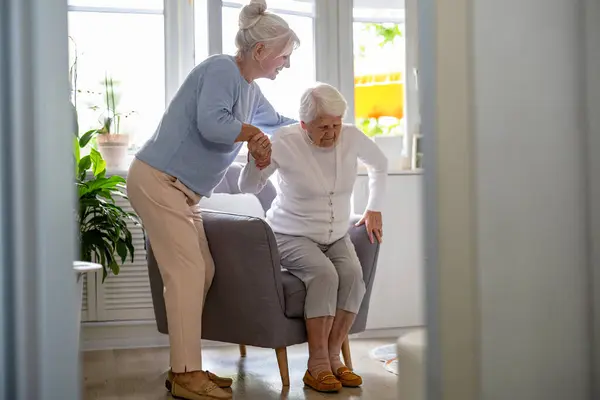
[353,173,424,329]
[422,0,592,399]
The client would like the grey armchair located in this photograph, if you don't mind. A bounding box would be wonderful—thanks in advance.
[146,163,380,385]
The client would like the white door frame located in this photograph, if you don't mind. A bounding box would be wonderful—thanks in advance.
[420,0,598,399]
[584,0,600,396]
[0,0,79,398]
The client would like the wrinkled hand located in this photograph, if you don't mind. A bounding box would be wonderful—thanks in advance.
[248,133,272,170]
[355,210,383,244]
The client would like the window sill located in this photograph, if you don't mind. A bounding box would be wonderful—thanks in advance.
[356,165,423,176]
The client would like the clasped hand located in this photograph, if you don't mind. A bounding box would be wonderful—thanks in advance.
[248,132,272,170]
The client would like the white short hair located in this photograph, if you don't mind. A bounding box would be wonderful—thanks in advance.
[299,83,348,123]
[236,0,300,56]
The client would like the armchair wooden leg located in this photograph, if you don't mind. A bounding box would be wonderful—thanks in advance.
[239,345,247,358]
[341,337,353,371]
[275,347,290,386]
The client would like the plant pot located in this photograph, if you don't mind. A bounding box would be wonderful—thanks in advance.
[73,261,101,349]
[97,133,129,171]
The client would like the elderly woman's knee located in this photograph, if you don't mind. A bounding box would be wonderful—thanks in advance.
[312,263,340,288]
[338,261,364,286]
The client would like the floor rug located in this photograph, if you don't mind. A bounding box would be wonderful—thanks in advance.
[369,344,398,375]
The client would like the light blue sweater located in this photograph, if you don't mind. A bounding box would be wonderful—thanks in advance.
[136,54,295,197]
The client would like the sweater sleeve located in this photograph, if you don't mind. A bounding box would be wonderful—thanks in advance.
[238,129,283,193]
[251,89,297,135]
[353,127,388,212]
[238,155,279,194]
[195,59,243,145]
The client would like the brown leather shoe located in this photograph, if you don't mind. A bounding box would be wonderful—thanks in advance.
[171,378,232,400]
[166,370,233,391]
[334,366,363,387]
[302,370,342,392]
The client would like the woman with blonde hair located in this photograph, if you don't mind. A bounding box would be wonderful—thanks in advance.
[126,1,299,399]
[239,83,387,392]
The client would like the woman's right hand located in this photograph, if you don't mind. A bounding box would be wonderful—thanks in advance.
[236,123,264,142]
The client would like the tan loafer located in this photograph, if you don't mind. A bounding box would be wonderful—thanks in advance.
[302,370,342,392]
[166,370,233,391]
[334,366,363,387]
[171,378,232,400]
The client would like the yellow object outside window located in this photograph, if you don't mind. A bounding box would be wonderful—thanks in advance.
[354,72,404,120]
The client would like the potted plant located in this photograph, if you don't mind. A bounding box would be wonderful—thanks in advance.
[74,129,141,283]
[94,73,134,170]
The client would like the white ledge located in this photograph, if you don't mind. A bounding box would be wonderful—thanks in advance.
[74,261,102,280]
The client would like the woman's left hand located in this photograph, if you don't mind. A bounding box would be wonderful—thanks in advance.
[355,210,383,244]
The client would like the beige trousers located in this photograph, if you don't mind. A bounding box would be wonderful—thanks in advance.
[126,158,214,373]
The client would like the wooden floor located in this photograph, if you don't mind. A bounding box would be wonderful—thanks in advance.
[83,338,398,400]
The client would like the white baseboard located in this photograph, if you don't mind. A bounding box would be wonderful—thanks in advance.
[81,320,423,352]
[351,326,421,340]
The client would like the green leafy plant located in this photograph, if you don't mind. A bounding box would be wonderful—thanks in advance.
[74,129,141,281]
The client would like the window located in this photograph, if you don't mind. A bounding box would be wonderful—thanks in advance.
[220,0,316,121]
[353,17,405,136]
[68,1,165,152]
[352,0,417,169]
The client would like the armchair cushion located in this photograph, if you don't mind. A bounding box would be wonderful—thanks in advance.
[281,271,306,318]
[200,192,265,218]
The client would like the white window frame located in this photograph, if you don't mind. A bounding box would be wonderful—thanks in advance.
[68,0,419,169]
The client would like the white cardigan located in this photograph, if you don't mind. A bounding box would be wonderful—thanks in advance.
[238,124,388,245]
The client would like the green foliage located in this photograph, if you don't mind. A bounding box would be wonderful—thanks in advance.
[74,129,141,282]
[357,117,401,138]
[365,23,403,47]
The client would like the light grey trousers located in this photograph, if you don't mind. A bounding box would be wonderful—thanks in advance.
[276,233,366,319]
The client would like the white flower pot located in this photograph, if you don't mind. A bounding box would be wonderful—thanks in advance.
[97,134,129,171]
[73,261,101,348]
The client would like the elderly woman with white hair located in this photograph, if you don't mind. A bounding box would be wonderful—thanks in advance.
[238,83,388,392]
[126,1,300,399]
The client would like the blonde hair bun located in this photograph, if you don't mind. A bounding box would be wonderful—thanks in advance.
[239,0,268,30]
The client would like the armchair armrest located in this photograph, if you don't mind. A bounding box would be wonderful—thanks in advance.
[200,211,289,346]
[348,215,381,333]
[348,215,380,277]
